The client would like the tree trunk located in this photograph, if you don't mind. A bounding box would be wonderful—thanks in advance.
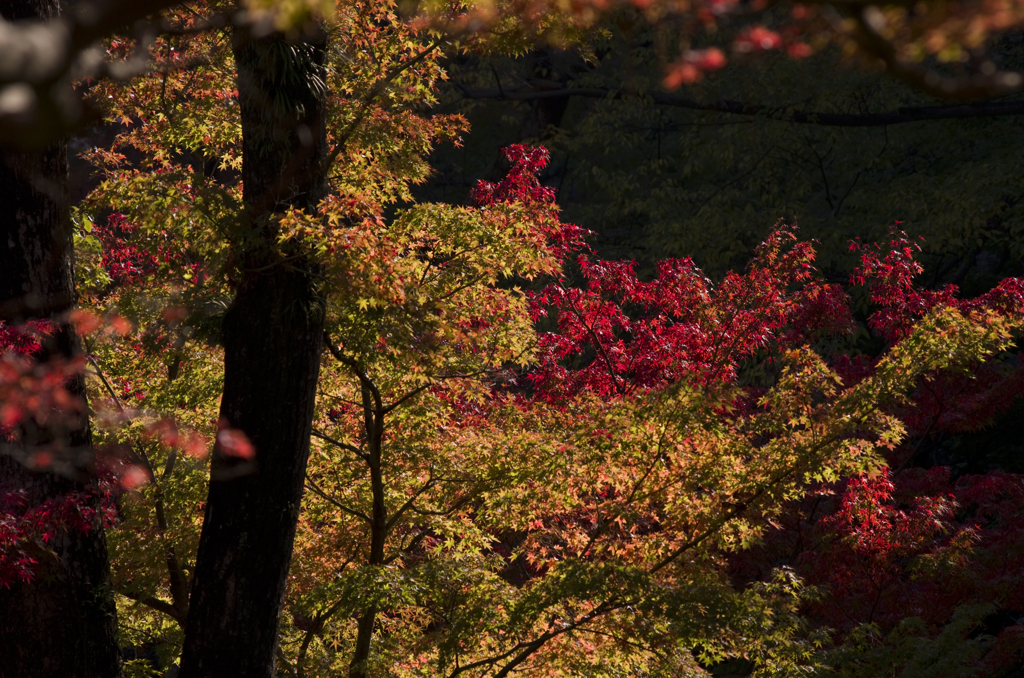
[0,5,120,678]
[350,404,386,678]
[178,23,328,678]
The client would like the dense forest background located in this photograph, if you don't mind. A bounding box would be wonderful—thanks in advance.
[422,30,1023,283]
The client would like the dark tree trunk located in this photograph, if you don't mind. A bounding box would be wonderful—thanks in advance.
[0,4,120,677]
[350,404,386,678]
[178,24,329,678]
[0,0,75,321]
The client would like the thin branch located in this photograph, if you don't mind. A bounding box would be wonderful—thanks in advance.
[295,590,351,678]
[382,383,433,415]
[385,475,436,531]
[448,600,622,678]
[317,391,364,408]
[564,289,628,396]
[85,352,158,482]
[409,493,474,517]
[690,144,775,217]
[834,166,864,217]
[277,648,297,678]
[327,38,443,164]
[383,530,426,565]
[305,474,372,524]
[323,334,383,415]
[450,439,826,678]
[452,81,1024,126]
[156,11,231,36]
[85,357,127,415]
[118,590,180,622]
[490,63,506,98]
[805,135,836,213]
[311,429,368,461]
[625,429,667,505]
[425,273,490,305]
[87,348,190,618]
[646,430,837,575]
[577,627,666,659]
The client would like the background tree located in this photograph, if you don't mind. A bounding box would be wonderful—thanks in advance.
[0,1,121,675]
[1,0,1021,145]
[423,21,1022,281]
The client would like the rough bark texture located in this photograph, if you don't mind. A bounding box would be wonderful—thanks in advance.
[178,25,328,678]
[0,4,120,677]
[0,126,75,318]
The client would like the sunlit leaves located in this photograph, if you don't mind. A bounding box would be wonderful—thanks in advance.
[48,0,1024,671]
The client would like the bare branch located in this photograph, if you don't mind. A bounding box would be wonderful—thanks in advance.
[311,428,368,461]
[305,474,372,524]
[691,144,775,217]
[452,81,1024,125]
[118,590,181,622]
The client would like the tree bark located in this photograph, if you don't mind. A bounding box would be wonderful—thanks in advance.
[0,4,120,678]
[350,417,386,678]
[178,23,328,678]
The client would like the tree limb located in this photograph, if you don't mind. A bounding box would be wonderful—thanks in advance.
[851,6,1024,101]
[311,428,368,461]
[118,589,181,622]
[451,81,1024,126]
[305,473,372,524]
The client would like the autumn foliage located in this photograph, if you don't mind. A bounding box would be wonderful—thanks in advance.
[1,0,1022,672]
[283,149,1023,675]
[2,3,1023,665]
[3,135,1024,674]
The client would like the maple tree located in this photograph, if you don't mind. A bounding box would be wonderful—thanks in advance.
[727,230,1024,677]
[274,149,1023,676]
[85,135,1021,676]
[49,2,495,674]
